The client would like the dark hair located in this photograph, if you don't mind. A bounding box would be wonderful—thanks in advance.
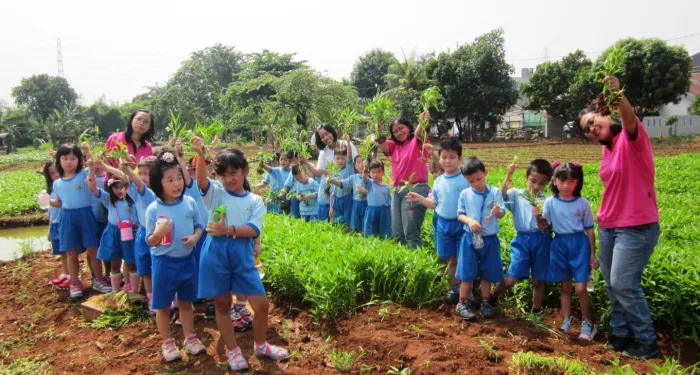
[42,161,56,194]
[314,124,338,150]
[104,176,134,207]
[215,148,251,192]
[282,150,295,161]
[461,156,486,176]
[527,159,553,180]
[389,118,415,145]
[137,157,156,169]
[550,162,584,197]
[149,151,185,201]
[125,110,155,150]
[291,165,304,176]
[335,148,348,157]
[272,152,281,162]
[438,138,462,157]
[55,144,84,177]
[369,160,384,172]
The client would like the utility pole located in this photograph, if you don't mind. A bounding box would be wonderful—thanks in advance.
[57,38,64,78]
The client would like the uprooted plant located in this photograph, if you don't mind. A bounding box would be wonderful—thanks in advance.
[365,92,397,141]
[416,86,442,145]
[593,45,626,119]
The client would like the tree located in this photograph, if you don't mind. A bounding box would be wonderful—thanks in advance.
[350,49,397,98]
[690,95,700,115]
[11,74,78,121]
[83,97,126,139]
[43,104,93,146]
[596,38,692,115]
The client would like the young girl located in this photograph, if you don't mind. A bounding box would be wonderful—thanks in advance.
[292,165,319,222]
[258,152,292,214]
[88,164,138,293]
[45,161,70,289]
[192,137,289,371]
[145,150,206,362]
[51,144,109,298]
[358,160,392,239]
[317,174,331,222]
[539,161,599,341]
[280,155,301,219]
[329,136,367,232]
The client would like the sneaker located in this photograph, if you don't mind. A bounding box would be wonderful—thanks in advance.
[560,317,572,333]
[606,335,634,352]
[69,280,83,298]
[57,278,72,290]
[227,347,249,371]
[51,274,68,286]
[232,316,253,332]
[161,338,182,362]
[122,282,133,293]
[456,301,476,321]
[579,319,597,341]
[183,334,206,355]
[92,277,112,293]
[480,300,495,318]
[254,343,290,361]
[622,341,660,360]
[204,302,216,320]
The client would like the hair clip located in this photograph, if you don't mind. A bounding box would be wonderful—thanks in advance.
[573,161,581,167]
[161,152,175,163]
[107,178,117,187]
[552,161,560,168]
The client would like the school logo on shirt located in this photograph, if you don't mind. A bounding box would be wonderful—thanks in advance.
[75,184,84,190]
[575,210,586,220]
[185,212,194,221]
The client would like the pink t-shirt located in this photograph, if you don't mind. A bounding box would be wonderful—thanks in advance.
[105,132,153,167]
[385,137,430,186]
[597,118,659,229]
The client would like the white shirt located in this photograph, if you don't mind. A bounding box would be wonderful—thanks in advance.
[315,140,359,171]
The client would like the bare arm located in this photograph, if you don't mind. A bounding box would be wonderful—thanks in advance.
[606,76,637,135]
[176,152,191,187]
[121,164,144,193]
[191,137,209,192]
[301,157,323,178]
[87,163,99,197]
[501,164,515,200]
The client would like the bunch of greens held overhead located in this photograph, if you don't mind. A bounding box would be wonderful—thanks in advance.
[416,86,442,144]
[594,46,626,120]
[324,161,342,196]
[339,107,362,140]
[191,119,224,145]
[365,92,397,139]
[165,112,190,144]
[79,125,101,147]
[256,149,276,176]
[103,141,134,166]
[358,136,375,172]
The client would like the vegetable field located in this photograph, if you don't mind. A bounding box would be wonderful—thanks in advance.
[0,171,45,217]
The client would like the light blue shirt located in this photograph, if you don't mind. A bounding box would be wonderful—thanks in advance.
[457,185,505,236]
[145,196,204,257]
[432,173,469,220]
[185,179,209,226]
[49,191,61,224]
[331,160,354,198]
[91,173,108,223]
[127,184,156,227]
[283,172,298,193]
[366,180,391,207]
[506,188,548,233]
[53,169,94,210]
[201,178,265,236]
[97,189,137,226]
[317,175,330,206]
[542,196,595,234]
[295,179,319,216]
[265,167,291,193]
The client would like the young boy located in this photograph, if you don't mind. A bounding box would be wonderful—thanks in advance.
[490,160,553,313]
[257,152,292,214]
[292,165,319,222]
[357,160,391,239]
[455,156,505,321]
[407,138,469,304]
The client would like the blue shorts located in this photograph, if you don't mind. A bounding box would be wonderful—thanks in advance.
[508,231,551,281]
[548,232,591,283]
[290,197,301,218]
[435,217,464,260]
[134,227,152,276]
[151,254,198,310]
[96,221,107,246]
[350,200,368,231]
[363,206,391,239]
[318,204,330,222]
[301,214,318,222]
[50,223,61,255]
[97,224,136,264]
[59,207,99,252]
[197,236,265,299]
[194,231,207,268]
[266,201,281,214]
[456,234,504,283]
[332,194,353,224]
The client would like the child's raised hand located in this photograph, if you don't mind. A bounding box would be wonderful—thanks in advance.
[420,110,430,123]
[80,142,90,153]
[191,136,205,155]
[406,192,421,202]
[532,206,542,217]
[507,163,516,177]
[344,134,351,142]
[175,140,184,155]
[181,235,198,249]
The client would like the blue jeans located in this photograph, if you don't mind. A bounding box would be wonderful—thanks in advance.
[598,223,659,344]
[391,184,429,249]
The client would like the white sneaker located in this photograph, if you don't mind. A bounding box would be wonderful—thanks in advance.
[183,334,206,355]
[162,338,182,362]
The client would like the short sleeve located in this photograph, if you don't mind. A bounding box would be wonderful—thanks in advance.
[505,188,518,211]
[583,200,595,229]
[625,117,652,153]
[127,183,139,200]
[263,173,271,185]
[542,198,552,222]
[385,140,396,156]
[339,175,353,189]
[432,182,441,207]
[457,191,467,216]
[191,199,204,230]
[310,180,319,192]
[200,178,221,210]
[316,148,329,171]
[52,180,61,201]
[97,188,110,208]
[247,197,265,236]
[145,204,157,237]
[284,173,294,189]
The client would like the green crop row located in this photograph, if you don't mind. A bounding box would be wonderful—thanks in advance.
[0,171,46,217]
[0,150,51,166]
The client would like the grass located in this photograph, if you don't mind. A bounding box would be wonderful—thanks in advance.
[0,355,53,375]
[325,348,365,372]
[0,171,46,217]
[510,352,697,375]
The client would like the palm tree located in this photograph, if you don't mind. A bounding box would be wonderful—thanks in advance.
[44,104,92,146]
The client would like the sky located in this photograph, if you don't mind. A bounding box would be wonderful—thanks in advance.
[1,0,699,106]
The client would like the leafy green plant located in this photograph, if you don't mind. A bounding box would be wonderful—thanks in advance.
[165,112,190,143]
[479,339,500,363]
[398,172,417,215]
[90,291,153,329]
[594,46,626,119]
[365,93,397,138]
[416,86,442,144]
[79,125,101,146]
[211,205,226,222]
[0,171,45,217]
[387,366,411,375]
[256,150,276,175]
[192,120,224,145]
[325,349,365,372]
[509,352,593,375]
[339,107,362,138]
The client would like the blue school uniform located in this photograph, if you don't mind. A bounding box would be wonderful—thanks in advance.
[543,196,595,283]
[95,189,137,264]
[265,167,291,214]
[504,188,551,281]
[52,169,99,252]
[432,173,469,260]
[296,178,319,221]
[91,173,108,242]
[198,180,266,298]
[339,174,367,231]
[331,160,355,224]
[128,184,157,276]
[49,191,63,255]
[317,175,331,222]
[363,180,392,239]
[186,179,209,270]
[145,195,204,309]
[455,185,505,283]
[284,173,301,218]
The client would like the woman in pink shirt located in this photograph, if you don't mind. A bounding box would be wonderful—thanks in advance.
[578,76,660,360]
[375,113,431,249]
[105,110,155,167]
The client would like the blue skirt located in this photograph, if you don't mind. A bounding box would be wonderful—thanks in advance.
[59,207,99,252]
[97,224,136,264]
[134,226,152,276]
[318,204,330,222]
[50,223,61,255]
[290,197,301,218]
[332,195,353,224]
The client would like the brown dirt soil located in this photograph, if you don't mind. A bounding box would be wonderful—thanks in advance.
[1,252,697,374]
[0,212,48,229]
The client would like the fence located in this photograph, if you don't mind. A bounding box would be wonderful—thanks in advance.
[641,115,700,137]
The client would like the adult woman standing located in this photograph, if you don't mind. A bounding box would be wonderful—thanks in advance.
[105,110,155,165]
[375,113,431,249]
[578,76,660,359]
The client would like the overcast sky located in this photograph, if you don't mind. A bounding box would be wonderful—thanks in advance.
[1,0,698,106]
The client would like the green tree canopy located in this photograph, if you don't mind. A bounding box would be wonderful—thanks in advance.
[350,49,397,99]
[691,94,700,115]
[11,74,78,121]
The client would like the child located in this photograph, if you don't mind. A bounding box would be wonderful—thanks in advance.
[144,150,206,362]
[45,161,70,289]
[280,158,301,219]
[540,161,598,341]
[317,174,331,222]
[90,161,111,279]
[358,160,391,239]
[257,152,292,214]
[407,138,468,304]
[87,164,137,293]
[455,156,505,321]
[490,160,553,314]
[328,147,354,225]
[330,137,368,232]
[292,165,319,222]
[428,144,444,253]
[51,144,110,298]
[192,137,288,371]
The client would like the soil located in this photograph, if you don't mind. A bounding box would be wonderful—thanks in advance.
[0,212,48,229]
[1,252,697,374]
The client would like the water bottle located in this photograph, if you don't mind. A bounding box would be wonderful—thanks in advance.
[38,190,50,210]
[472,232,485,249]
[254,255,265,279]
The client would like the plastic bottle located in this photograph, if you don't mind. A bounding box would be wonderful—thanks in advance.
[254,255,265,279]
[38,190,50,210]
[471,232,485,249]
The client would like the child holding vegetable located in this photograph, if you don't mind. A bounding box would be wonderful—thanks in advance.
[358,160,391,239]
[329,135,367,232]
[292,165,319,222]
[257,151,292,214]
[540,161,598,341]
[327,146,354,225]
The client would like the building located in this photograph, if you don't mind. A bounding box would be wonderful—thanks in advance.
[658,72,700,116]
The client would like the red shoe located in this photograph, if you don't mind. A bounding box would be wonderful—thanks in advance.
[51,274,68,286]
[57,278,72,290]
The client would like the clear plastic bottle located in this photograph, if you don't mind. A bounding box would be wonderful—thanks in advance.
[472,232,485,249]
[38,190,50,210]
[254,255,265,279]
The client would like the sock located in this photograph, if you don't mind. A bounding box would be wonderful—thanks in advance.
[227,346,243,357]
[129,274,140,293]
[110,273,122,291]
[459,296,467,302]
[482,295,490,301]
